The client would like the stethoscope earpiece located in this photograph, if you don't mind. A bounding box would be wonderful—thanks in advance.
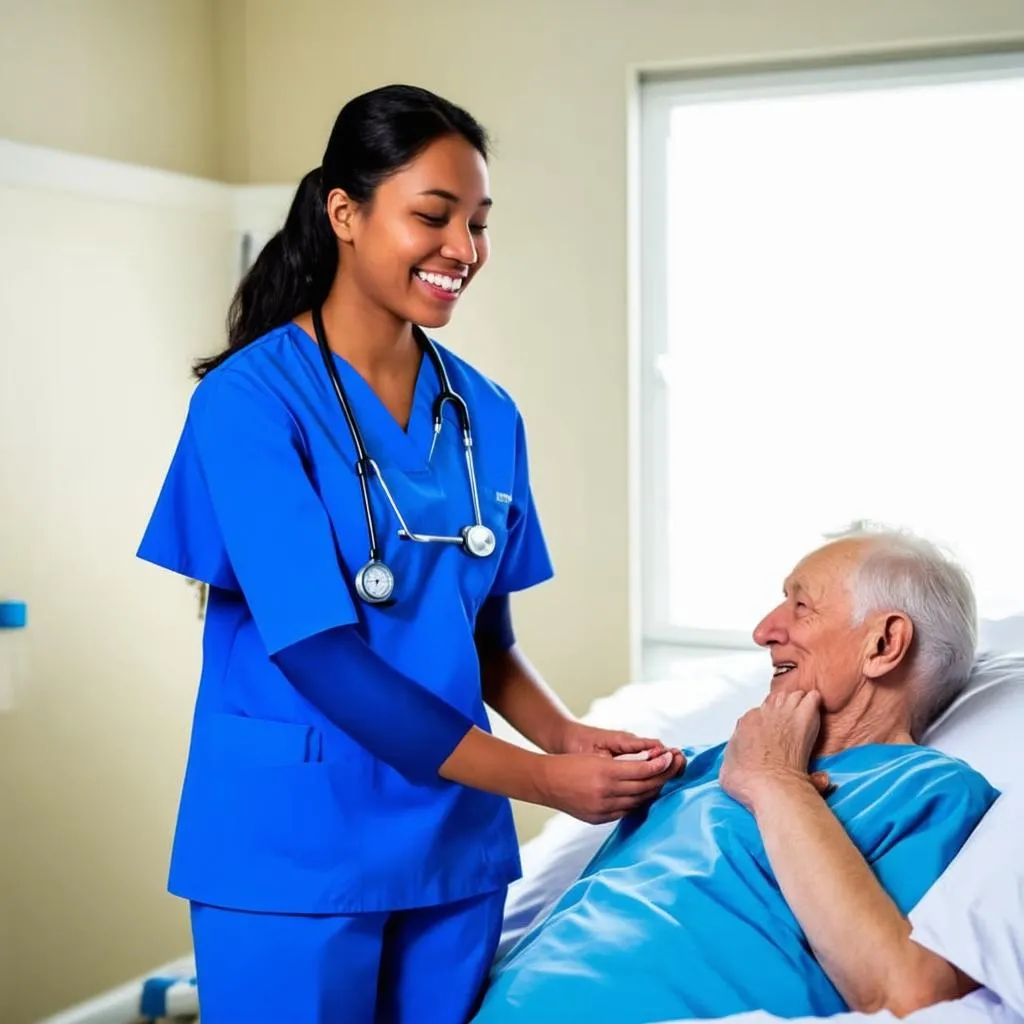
[312,309,495,606]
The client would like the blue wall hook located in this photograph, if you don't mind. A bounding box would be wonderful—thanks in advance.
[0,601,27,629]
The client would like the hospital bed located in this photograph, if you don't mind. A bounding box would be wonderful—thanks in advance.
[43,632,1024,1024]
[499,641,1024,1024]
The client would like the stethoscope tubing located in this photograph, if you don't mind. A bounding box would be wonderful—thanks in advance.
[310,307,491,560]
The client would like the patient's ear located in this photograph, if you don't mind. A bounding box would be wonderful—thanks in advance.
[863,612,914,680]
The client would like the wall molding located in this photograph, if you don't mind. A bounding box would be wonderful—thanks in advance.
[0,138,231,211]
[0,137,296,268]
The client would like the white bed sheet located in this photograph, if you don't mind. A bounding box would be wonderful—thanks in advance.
[655,988,1022,1024]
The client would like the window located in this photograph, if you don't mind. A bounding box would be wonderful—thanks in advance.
[638,52,1024,651]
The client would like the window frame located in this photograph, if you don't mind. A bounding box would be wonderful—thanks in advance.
[637,49,1024,651]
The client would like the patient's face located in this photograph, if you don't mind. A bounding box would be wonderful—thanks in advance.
[752,540,875,713]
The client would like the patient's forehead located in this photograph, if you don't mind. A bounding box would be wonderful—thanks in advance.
[785,539,867,604]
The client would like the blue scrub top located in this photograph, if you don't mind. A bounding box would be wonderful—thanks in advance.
[138,323,554,915]
[476,742,998,1023]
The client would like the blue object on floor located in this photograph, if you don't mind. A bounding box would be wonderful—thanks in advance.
[140,974,198,1019]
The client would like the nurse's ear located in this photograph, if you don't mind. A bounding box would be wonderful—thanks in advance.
[326,187,358,243]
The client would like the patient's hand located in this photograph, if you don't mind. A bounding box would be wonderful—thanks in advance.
[720,690,830,812]
[554,722,686,779]
[539,747,679,824]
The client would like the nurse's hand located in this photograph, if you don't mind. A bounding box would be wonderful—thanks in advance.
[554,722,686,780]
[538,748,680,824]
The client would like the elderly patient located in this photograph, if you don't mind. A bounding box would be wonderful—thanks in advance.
[474,529,999,1023]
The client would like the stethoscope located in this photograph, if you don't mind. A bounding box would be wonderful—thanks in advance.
[312,307,496,605]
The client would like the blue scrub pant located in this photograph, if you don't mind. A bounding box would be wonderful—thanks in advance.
[190,889,505,1024]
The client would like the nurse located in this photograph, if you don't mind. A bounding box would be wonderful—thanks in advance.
[138,84,683,1024]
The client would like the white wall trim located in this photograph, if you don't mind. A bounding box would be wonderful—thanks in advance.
[640,47,1024,107]
[0,138,296,276]
[0,137,293,217]
[0,138,231,211]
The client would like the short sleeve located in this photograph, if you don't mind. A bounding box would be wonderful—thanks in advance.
[868,761,999,915]
[488,412,554,597]
[137,424,239,592]
[139,368,359,655]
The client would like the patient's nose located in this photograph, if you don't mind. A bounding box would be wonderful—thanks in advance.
[753,606,787,647]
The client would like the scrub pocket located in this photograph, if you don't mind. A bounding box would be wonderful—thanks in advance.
[173,713,372,911]
[197,712,324,765]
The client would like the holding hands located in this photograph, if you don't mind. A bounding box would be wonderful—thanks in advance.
[540,720,686,825]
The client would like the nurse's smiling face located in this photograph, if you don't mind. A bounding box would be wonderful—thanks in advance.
[327,133,492,330]
[752,539,884,715]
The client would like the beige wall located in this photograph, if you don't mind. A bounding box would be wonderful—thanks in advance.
[0,0,222,179]
[0,5,226,1017]
[230,0,1024,718]
[0,176,235,1022]
[3,1,1024,1020]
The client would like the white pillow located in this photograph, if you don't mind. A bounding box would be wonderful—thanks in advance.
[978,615,1024,656]
[923,650,1024,795]
[909,787,1024,1018]
[909,650,1024,1017]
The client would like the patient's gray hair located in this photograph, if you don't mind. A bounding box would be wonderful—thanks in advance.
[829,523,977,739]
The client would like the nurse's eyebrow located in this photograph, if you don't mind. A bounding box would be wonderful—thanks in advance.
[418,188,493,207]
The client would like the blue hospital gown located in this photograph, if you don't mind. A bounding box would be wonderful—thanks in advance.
[475,742,998,1023]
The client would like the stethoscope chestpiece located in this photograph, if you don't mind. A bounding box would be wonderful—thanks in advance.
[462,524,496,559]
[355,560,396,605]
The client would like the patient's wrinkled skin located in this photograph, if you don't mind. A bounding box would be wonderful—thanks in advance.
[749,538,916,757]
[719,688,827,810]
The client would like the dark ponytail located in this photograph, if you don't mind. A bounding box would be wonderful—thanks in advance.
[193,170,335,378]
[193,84,490,380]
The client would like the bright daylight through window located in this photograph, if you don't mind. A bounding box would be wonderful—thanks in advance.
[639,54,1024,650]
